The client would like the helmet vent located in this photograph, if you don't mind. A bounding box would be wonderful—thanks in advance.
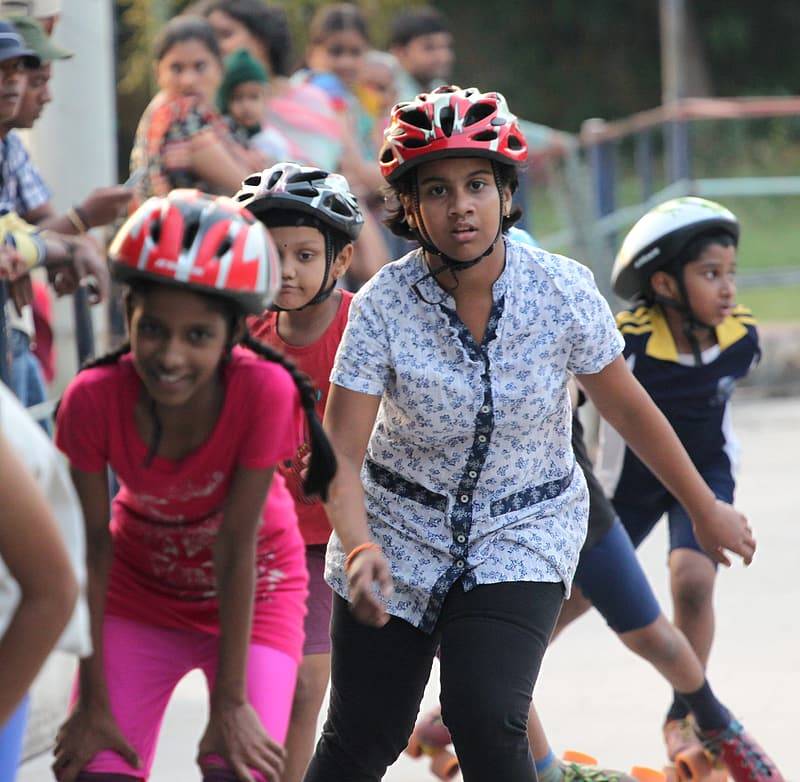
[217,236,232,258]
[149,219,161,245]
[439,106,455,136]
[244,174,261,187]
[380,146,394,163]
[267,170,282,189]
[507,134,523,150]
[182,220,200,251]
[293,183,319,198]
[403,138,427,149]
[326,194,351,216]
[464,102,494,126]
[472,130,497,142]
[402,109,432,130]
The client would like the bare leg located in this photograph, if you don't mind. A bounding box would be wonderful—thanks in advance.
[552,584,592,641]
[619,614,705,692]
[527,702,556,763]
[526,586,592,761]
[669,549,716,666]
[283,653,331,782]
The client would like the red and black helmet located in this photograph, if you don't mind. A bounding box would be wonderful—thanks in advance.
[109,190,280,314]
[379,85,528,182]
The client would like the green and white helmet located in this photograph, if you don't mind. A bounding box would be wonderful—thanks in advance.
[611,196,739,301]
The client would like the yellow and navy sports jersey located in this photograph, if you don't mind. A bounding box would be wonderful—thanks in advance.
[596,303,759,504]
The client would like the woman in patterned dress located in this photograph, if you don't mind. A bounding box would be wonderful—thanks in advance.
[303,87,756,782]
[129,16,257,205]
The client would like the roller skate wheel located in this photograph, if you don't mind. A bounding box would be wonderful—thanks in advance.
[563,750,599,765]
[430,748,460,779]
[631,766,668,782]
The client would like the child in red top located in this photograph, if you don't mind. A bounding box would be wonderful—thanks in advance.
[237,162,363,782]
[52,190,336,782]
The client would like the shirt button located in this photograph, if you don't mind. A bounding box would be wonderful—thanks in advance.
[481,405,491,413]
[456,559,465,568]
[478,435,487,443]
[456,534,466,544]
[460,494,469,503]
[468,470,477,478]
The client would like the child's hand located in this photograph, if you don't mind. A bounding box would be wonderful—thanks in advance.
[52,704,140,782]
[692,499,756,567]
[198,699,286,782]
[347,546,394,627]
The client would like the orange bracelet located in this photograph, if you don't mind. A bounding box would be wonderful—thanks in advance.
[344,541,380,572]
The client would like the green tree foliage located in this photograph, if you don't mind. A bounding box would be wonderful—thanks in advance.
[113,0,800,175]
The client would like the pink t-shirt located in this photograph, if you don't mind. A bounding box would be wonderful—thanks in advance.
[250,290,353,545]
[56,347,308,659]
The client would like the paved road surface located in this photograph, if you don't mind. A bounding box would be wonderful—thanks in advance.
[20,396,799,781]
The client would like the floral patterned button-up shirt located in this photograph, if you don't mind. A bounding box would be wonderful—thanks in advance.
[325,240,624,632]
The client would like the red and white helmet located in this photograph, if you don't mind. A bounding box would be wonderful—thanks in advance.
[379,85,528,182]
[109,190,281,314]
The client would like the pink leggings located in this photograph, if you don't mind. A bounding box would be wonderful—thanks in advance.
[73,615,298,781]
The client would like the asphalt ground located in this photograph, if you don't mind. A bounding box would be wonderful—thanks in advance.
[19,395,799,781]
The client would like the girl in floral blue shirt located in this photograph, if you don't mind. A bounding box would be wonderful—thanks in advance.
[304,86,756,782]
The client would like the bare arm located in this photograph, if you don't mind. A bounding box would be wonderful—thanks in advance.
[53,468,140,782]
[70,469,113,708]
[322,384,393,626]
[579,355,755,565]
[190,136,253,197]
[200,465,285,782]
[36,187,133,234]
[0,433,77,725]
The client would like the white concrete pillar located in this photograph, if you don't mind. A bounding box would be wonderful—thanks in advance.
[23,0,118,389]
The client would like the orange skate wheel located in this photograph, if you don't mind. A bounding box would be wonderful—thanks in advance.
[406,733,423,758]
[675,747,713,781]
[563,750,599,766]
[430,747,460,780]
[631,766,668,782]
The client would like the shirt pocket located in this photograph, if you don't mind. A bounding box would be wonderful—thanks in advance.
[489,467,575,518]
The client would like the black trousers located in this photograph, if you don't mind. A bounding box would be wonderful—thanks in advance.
[304,579,564,782]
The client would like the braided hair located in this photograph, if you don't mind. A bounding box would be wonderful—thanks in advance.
[70,285,338,497]
[240,331,336,500]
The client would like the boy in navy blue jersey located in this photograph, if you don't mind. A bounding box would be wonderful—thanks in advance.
[597,197,760,764]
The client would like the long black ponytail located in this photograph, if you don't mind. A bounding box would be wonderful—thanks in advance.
[241,331,337,501]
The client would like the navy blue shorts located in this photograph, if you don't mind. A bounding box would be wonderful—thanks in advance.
[614,463,735,560]
[573,519,662,634]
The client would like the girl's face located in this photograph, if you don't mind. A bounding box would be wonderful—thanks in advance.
[270,225,350,309]
[156,39,222,103]
[208,10,270,72]
[407,157,510,263]
[307,29,367,89]
[129,286,231,408]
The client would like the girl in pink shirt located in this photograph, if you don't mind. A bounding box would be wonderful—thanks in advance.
[52,190,336,782]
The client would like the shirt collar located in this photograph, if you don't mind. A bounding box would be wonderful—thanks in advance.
[411,240,511,307]
[645,304,748,362]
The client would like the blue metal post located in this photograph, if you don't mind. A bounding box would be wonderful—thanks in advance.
[0,282,10,385]
[515,168,532,234]
[73,287,95,366]
[589,138,616,240]
[665,120,691,184]
[635,130,654,201]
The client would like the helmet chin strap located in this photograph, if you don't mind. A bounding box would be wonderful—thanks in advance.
[270,232,337,313]
[654,269,715,367]
[409,164,507,293]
